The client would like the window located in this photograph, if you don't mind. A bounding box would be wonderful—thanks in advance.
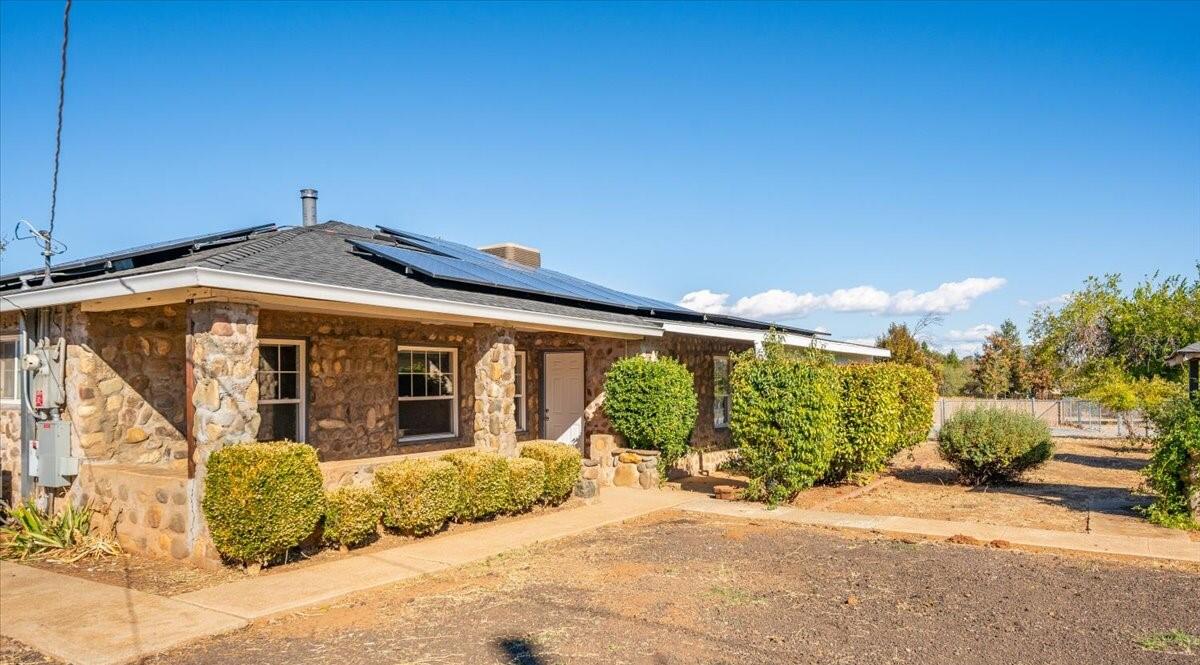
[515,351,527,432]
[257,340,305,442]
[398,346,458,442]
[713,356,730,429]
[1,335,20,404]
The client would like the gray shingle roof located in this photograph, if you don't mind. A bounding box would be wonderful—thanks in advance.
[0,221,820,337]
[0,222,661,327]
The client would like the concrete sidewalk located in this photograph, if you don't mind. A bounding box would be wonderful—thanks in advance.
[175,487,692,620]
[679,497,1200,563]
[0,562,246,665]
[0,488,692,664]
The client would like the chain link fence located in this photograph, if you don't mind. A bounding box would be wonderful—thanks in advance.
[933,397,1149,438]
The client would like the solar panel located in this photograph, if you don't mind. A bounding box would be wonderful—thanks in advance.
[49,223,276,274]
[354,229,693,315]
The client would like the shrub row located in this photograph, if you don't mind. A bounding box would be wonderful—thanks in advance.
[203,440,583,566]
[729,346,939,501]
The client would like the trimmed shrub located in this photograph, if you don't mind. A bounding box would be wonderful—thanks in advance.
[506,457,547,513]
[937,407,1054,484]
[442,450,511,521]
[322,486,381,549]
[202,441,326,566]
[1142,396,1200,529]
[894,364,937,452]
[828,364,903,482]
[374,459,460,535]
[520,441,582,504]
[729,349,841,504]
[603,356,698,468]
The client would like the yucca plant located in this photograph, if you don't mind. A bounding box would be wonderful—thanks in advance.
[0,500,119,562]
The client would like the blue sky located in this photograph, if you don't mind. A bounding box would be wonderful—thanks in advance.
[2,1,1197,353]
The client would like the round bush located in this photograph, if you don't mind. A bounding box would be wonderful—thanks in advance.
[729,351,841,504]
[323,486,381,549]
[937,407,1054,484]
[374,459,460,535]
[520,441,582,504]
[603,356,698,467]
[506,457,547,513]
[202,441,326,566]
[442,451,511,521]
[828,364,903,483]
[894,364,937,453]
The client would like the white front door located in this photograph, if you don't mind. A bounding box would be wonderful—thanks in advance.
[543,351,585,447]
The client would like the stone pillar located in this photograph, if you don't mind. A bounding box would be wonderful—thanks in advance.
[187,301,259,565]
[472,324,517,456]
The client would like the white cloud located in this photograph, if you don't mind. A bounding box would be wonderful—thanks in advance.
[677,289,730,314]
[1019,293,1070,308]
[923,323,1000,356]
[813,326,830,334]
[944,324,998,342]
[678,277,1006,320]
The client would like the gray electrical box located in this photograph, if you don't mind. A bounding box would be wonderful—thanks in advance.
[33,420,77,488]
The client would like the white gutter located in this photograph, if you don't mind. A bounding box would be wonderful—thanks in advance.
[660,322,891,358]
[0,267,663,339]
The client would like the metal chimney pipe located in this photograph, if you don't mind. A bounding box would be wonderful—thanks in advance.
[300,188,318,227]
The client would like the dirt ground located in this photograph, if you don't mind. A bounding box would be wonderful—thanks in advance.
[822,437,1197,541]
[12,498,585,596]
[5,511,1168,664]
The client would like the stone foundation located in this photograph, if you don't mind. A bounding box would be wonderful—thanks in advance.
[70,463,218,567]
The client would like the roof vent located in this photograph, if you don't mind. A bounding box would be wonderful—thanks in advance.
[300,188,318,227]
[479,242,541,269]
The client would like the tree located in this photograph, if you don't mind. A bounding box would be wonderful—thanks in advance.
[970,319,1031,397]
[877,322,943,386]
[1030,269,1200,391]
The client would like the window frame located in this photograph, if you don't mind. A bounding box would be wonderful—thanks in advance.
[712,355,731,429]
[0,333,22,406]
[256,338,307,442]
[515,350,527,432]
[396,345,459,443]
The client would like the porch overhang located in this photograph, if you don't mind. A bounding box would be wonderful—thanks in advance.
[0,267,662,340]
[660,322,890,358]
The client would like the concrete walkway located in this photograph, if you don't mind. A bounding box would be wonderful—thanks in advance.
[0,488,690,664]
[175,487,692,620]
[679,497,1200,563]
[0,562,246,665]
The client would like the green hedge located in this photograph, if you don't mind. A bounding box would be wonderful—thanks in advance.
[729,350,841,504]
[1142,396,1200,529]
[603,356,698,467]
[520,441,582,504]
[323,486,381,549]
[202,441,326,566]
[894,364,937,452]
[937,407,1054,484]
[828,364,902,482]
[506,457,547,513]
[442,451,511,521]
[374,459,460,535]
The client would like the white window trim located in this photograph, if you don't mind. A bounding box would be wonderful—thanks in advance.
[257,338,306,442]
[515,351,527,432]
[713,355,730,430]
[1,333,21,406]
[397,345,459,443]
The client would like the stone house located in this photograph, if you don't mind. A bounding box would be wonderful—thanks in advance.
[0,193,887,565]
